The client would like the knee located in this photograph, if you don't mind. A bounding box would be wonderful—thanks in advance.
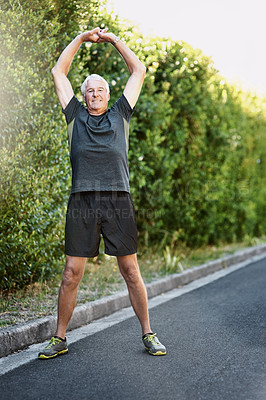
[120,261,141,286]
[62,262,83,289]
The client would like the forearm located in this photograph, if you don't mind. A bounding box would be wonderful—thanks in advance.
[52,34,84,76]
[112,36,146,108]
[111,36,146,75]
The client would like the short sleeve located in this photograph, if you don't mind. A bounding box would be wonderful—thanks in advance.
[62,96,85,125]
[111,94,135,122]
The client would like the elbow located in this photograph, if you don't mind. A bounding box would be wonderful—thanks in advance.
[130,63,146,84]
[51,66,60,77]
[140,63,146,75]
[51,65,68,78]
[136,63,146,78]
[132,61,146,77]
[51,65,64,77]
[140,65,146,82]
[139,62,147,75]
[51,66,66,82]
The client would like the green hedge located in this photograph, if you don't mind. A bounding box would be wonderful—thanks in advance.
[0,0,265,291]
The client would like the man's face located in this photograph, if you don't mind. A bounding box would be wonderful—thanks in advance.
[84,79,110,115]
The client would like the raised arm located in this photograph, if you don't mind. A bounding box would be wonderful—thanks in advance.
[97,30,146,109]
[51,28,107,109]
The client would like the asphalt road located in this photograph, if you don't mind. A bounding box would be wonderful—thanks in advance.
[1,257,266,400]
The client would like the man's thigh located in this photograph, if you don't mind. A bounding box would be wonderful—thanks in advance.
[64,192,102,258]
[101,192,138,256]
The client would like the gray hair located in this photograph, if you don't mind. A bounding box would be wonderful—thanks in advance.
[81,74,110,96]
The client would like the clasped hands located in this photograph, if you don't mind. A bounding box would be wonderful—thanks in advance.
[81,27,115,44]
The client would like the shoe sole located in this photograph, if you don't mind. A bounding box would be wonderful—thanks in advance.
[145,347,167,356]
[38,349,68,359]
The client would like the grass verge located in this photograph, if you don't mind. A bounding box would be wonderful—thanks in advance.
[1,236,265,328]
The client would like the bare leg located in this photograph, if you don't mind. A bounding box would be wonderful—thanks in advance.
[117,253,152,336]
[55,255,87,339]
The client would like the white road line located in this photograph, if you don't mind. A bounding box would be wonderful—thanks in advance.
[0,253,265,376]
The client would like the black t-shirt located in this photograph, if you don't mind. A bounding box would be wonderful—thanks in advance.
[62,94,134,194]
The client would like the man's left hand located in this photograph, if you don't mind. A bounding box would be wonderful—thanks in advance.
[97,29,116,44]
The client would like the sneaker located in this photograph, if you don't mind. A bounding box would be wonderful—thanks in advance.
[38,336,68,359]
[142,333,167,356]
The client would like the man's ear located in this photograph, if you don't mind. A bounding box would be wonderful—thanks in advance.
[83,96,87,106]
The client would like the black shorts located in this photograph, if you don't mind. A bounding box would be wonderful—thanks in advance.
[65,191,138,257]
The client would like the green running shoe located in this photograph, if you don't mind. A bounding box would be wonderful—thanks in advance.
[142,333,167,356]
[38,336,68,359]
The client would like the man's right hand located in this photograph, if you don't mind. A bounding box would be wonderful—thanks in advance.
[81,27,108,43]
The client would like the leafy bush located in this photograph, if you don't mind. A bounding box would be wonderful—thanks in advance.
[0,0,265,291]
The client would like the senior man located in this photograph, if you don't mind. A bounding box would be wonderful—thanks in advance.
[38,27,166,359]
